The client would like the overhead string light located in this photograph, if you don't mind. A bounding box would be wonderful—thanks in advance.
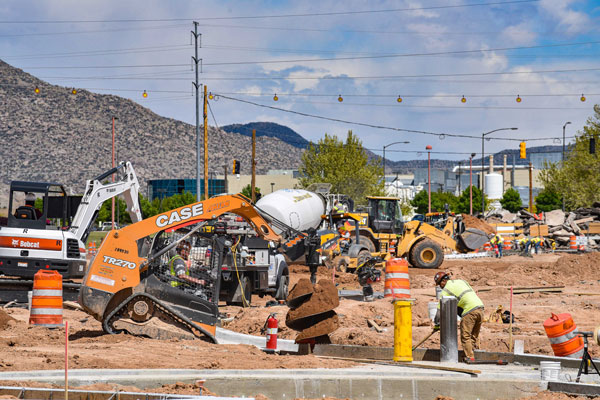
[397,95,402,103]
[71,88,77,95]
[581,93,586,102]
[461,95,466,103]
[273,93,278,101]
[34,86,40,94]
[142,90,148,98]
[338,94,343,102]
[208,92,214,99]
[516,95,522,103]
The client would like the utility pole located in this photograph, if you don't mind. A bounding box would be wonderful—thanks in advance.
[192,22,202,201]
[251,129,256,203]
[457,162,462,195]
[528,162,533,211]
[111,116,117,228]
[203,85,209,199]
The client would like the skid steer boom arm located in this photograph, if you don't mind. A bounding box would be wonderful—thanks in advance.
[79,194,282,322]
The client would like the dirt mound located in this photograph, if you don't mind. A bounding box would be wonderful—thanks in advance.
[0,309,16,330]
[461,214,495,235]
[545,252,600,283]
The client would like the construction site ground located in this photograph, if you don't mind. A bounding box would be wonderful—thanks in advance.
[0,251,599,399]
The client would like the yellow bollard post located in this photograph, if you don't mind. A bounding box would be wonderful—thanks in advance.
[393,300,413,362]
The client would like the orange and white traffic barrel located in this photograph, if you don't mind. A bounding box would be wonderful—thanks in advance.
[483,242,492,251]
[29,270,63,327]
[543,313,584,358]
[503,239,512,250]
[569,236,577,250]
[384,258,410,299]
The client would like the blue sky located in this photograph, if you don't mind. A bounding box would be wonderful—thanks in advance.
[1,0,599,162]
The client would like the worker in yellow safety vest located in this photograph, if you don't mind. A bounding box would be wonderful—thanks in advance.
[517,237,531,257]
[433,272,485,363]
[490,233,503,258]
[169,241,205,287]
[531,237,543,254]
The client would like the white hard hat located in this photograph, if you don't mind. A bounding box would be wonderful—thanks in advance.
[25,193,36,201]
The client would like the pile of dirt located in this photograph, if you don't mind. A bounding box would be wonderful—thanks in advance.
[0,309,16,330]
[544,252,600,283]
[461,214,495,235]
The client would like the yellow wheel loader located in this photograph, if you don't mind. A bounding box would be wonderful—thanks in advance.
[321,196,488,270]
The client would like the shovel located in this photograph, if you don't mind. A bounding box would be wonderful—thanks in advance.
[412,328,439,351]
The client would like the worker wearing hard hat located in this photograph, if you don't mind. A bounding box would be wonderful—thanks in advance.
[531,237,543,254]
[490,233,503,258]
[433,271,485,363]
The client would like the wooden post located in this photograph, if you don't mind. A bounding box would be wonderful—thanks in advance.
[203,85,209,199]
[528,162,533,211]
[251,129,256,203]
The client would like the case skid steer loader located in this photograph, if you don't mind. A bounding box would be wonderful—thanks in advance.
[79,194,320,343]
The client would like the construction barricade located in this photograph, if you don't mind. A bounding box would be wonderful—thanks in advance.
[483,242,492,252]
[503,239,512,251]
[384,258,410,299]
[29,270,63,327]
[543,313,584,358]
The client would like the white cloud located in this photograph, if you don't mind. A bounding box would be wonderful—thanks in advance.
[539,0,592,35]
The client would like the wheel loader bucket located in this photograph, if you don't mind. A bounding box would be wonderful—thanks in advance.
[457,228,489,251]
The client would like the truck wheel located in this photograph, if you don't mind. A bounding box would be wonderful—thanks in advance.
[352,235,376,252]
[351,250,371,273]
[275,271,289,301]
[410,240,443,269]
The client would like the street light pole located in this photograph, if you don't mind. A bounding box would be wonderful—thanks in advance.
[562,121,571,211]
[481,127,518,214]
[470,153,475,215]
[383,141,410,176]
[426,145,432,213]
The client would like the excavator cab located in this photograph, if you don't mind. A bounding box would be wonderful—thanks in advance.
[366,197,404,234]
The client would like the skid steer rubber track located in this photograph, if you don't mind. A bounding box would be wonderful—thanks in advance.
[103,292,217,343]
[285,278,339,343]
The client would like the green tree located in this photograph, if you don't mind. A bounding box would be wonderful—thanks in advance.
[539,104,600,210]
[410,190,458,214]
[241,184,262,200]
[500,188,522,212]
[97,197,132,225]
[139,194,159,218]
[161,191,196,212]
[455,186,487,214]
[535,188,562,212]
[299,131,384,204]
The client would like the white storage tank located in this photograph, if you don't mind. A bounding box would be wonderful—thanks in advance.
[484,173,504,200]
[255,189,325,234]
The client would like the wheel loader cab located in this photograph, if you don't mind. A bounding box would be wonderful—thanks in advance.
[366,197,403,234]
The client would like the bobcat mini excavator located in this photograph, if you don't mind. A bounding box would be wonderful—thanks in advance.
[79,193,320,343]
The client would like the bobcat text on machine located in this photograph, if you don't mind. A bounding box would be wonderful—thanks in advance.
[79,192,323,343]
[0,162,142,279]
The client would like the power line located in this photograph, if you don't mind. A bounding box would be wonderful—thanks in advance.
[0,23,188,38]
[2,44,192,60]
[215,95,574,142]
[34,66,600,80]
[0,1,540,24]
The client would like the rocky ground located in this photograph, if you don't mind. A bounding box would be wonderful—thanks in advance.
[0,251,599,399]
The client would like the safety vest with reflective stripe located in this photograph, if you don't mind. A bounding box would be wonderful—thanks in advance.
[491,234,502,245]
[438,279,484,316]
[169,255,189,287]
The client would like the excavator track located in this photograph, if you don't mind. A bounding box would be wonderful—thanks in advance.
[285,278,339,343]
[103,292,217,343]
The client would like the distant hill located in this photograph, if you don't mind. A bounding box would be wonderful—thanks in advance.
[0,60,303,205]
[221,122,309,148]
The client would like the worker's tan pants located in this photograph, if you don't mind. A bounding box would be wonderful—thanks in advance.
[460,308,484,359]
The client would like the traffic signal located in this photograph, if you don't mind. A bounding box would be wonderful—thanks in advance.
[232,159,240,174]
[519,142,526,159]
[590,137,596,154]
